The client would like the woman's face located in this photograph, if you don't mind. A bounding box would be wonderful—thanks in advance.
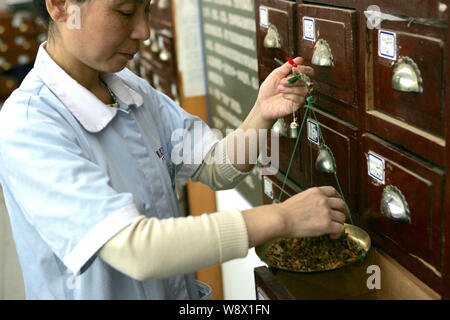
[59,0,151,73]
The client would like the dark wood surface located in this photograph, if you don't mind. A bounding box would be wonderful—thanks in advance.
[137,2,179,105]
[358,0,448,21]
[257,0,449,297]
[254,266,296,300]
[297,0,357,10]
[255,249,378,300]
[440,0,450,300]
[254,247,440,300]
[150,0,173,29]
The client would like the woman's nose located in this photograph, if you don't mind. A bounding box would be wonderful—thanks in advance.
[131,15,151,40]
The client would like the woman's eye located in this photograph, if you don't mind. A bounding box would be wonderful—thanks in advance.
[119,11,135,17]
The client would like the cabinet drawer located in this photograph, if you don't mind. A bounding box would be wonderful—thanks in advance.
[127,54,141,77]
[372,25,445,138]
[0,37,40,63]
[139,59,154,87]
[143,33,176,78]
[0,52,36,72]
[152,73,179,103]
[299,107,358,216]
[262,172,303,205]
[140,28,158,62]
[270,118,306,188]
[295,0,356,9]
[150,0,173,28]
[0,76,18,101]
[157,33,176,76]
[256,0,297,71]
[297,4,357,109]
[0,12,46,38]
[359,0,447,21]
[360,133,444,289]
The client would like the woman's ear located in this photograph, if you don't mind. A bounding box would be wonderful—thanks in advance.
[45,0,70,23]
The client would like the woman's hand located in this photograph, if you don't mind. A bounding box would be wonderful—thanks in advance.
[242,186,347,248]
[274,186,347,240]
[256,57,314,121]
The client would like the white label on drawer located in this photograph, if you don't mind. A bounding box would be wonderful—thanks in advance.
[368,151,385,184]
[263,176,274,199]
[260,7,269,28]
[303,17,316,42]
[307,119,320,145]
[378,30,397,60]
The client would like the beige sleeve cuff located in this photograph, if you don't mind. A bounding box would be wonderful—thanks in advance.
[191,136,251,190]
[98,209,249,281]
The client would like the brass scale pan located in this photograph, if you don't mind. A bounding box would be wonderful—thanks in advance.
[255,224,371,273]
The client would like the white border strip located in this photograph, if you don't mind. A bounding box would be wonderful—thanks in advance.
[64,203,141,275]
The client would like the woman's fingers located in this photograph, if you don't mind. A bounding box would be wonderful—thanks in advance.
[278,84,308,95]
[318,186,342,199]
[280,76,307,88]
[294,65,314,78]
[280,93,306,105]
[329,222,345,239]
[275,57,304,77]
[327,197,347,212]
[330,210,346,224]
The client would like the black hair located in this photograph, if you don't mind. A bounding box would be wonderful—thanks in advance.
[33,0,86,27]
[33,0,51,26]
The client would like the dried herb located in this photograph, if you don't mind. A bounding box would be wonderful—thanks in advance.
[265,233,362,272]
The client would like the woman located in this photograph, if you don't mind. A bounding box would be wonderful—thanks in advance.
[0,0,347,299]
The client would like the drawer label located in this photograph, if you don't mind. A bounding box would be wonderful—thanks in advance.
[259,7,269,28]
[368,151,385,184]
[303,17,316,42]
[307,119,320,145]
[378,30,397,60]
[263,176,274,199]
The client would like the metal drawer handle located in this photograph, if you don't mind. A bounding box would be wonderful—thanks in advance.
[380,185,411,223]
[143,39,151,47]
[392,56,423,93]
[271,118,289,138]
[159,48,171,61]
[157,0,169,10]
[263,24,281,49]
[315,145,336,174]
[312,39,334,67]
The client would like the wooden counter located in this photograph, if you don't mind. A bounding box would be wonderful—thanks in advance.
[254,247,440,300]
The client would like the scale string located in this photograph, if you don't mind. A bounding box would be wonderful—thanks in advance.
[274,96,366,261]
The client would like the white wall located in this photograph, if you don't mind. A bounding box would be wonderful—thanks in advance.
[216,189,266,300]
[0,187,26,299]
